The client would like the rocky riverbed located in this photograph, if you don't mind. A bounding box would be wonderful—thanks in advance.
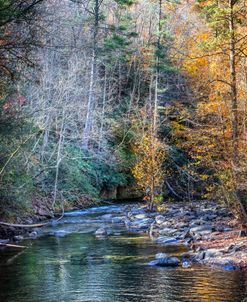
[1,201,247,271]
[92,201,247,270]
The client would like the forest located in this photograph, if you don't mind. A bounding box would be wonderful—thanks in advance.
[0,0,247,222]
[1,1,247,301]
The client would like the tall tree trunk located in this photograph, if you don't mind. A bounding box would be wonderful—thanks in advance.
[83,49,96,148]
[149,0,162,211]
[99,68,107,149]
[52,108,65,209]
[82,0,99,148]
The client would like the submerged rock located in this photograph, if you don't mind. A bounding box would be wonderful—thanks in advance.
[53,230,70,237]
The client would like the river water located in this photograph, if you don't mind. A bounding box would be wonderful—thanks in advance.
[0,204,247,302]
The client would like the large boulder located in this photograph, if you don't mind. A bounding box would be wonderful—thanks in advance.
[148,253,180,267]
[190,224,213,235]
[156,236,179,244]
[130,218,153,229]
[204,248,223,259]
[159,228,178,236]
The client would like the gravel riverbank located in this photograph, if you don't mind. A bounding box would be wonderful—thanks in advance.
[109,202,247,270]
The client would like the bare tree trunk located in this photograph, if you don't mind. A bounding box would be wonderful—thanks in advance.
[41,113,50,163]
[149,0,162,211]
[82,0,99,148]
[83,49,96,148]
[99,68,107,149]
[52,108,65,209]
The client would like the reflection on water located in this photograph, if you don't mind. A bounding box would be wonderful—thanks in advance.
[0,204,247,302]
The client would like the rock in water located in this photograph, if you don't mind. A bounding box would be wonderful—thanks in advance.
[95,228,107,237]
[13,235,24,241]
[222,260,236,271]
[134,214,147,219]
[155,252,167,259]
[155,215,166,224]
[112,216,125,223]
[182,260,191,268]
[156,236,178,244]
[29,231,38,238]
[204,248,223,259]
[148,253,180,267]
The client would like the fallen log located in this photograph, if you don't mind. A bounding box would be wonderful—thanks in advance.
[0,221,49,228]
[0,243,27,249]
[0,212,65,229]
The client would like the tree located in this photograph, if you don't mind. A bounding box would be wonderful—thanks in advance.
[0,0,45,79]
[132,132,166,210]
[168,0,247,221]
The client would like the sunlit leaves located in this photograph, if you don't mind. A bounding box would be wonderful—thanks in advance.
[131,131,166,202]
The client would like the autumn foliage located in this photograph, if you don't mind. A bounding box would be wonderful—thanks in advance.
[132,132,166,209]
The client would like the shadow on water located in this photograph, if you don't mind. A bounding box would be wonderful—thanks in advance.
[0,204,247,302]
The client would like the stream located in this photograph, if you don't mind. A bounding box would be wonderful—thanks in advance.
[0,204,247,302]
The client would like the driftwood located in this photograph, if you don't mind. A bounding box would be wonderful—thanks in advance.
[0,221,50,228]
[0,212,65,229]
[0,243,27,249]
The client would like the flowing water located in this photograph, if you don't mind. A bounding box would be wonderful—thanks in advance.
[0,204,247,302]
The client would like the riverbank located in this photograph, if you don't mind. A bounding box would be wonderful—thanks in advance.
[0,197,98,239]
[121,202,247,270]
[1,201,247,271]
